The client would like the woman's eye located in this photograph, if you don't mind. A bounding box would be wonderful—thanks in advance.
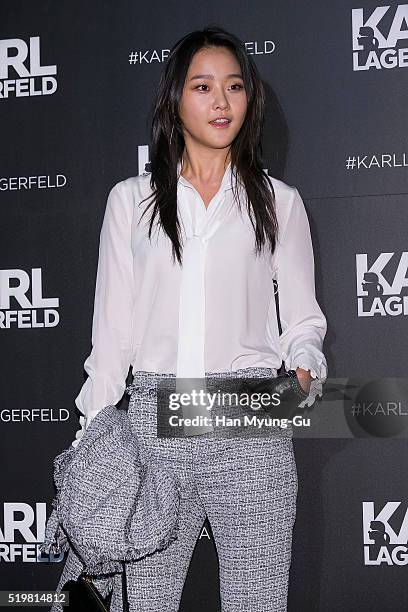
[195,83,244,92]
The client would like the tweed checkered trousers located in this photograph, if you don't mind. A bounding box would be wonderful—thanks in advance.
[54,367,298,611]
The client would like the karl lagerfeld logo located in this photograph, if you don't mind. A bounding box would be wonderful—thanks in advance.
[0,36,57,99]
[0,502,63,563]
[363,502,408,565]
[352,4,408,71]
[356,252,408,317]
[0,268,59,329]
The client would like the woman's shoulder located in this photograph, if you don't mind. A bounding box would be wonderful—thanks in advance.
[266,173,302,230]
[113,172,153,200]
[266,173,298,203]
[104,173,154,221]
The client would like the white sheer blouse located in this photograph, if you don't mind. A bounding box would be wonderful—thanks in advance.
[71,161,328,447]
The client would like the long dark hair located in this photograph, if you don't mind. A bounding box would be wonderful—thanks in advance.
[140,25,279,266]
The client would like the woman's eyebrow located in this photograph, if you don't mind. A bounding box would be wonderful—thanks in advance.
[189,73,243,80]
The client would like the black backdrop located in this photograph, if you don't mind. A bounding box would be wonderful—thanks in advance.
[2,1,408,610]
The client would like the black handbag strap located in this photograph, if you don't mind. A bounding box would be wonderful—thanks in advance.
[121,560,130,612]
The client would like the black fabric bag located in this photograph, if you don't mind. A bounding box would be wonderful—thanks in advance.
[62,558,128,611]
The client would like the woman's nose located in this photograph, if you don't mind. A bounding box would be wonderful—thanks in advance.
[212,91,229,110]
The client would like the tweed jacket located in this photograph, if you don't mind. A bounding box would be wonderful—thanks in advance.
[38,404,181,578]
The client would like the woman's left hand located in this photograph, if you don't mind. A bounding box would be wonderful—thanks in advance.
[295,368,313,394]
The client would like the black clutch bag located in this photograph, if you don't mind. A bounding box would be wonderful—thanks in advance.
[240,369,310,419]
[62,559,129,611]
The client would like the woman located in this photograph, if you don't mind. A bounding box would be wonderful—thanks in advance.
[69,26,327,611]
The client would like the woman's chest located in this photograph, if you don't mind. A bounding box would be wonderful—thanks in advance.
[130,200,275,282]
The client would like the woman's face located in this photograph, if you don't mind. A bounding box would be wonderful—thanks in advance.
[178,46,248,152]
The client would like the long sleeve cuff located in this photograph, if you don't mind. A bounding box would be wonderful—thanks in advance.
[284,349,328,408]
[71,414,96,449]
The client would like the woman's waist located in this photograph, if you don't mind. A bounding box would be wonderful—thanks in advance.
[126,362,280,396]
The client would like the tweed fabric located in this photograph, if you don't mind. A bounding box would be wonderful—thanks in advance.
[109,367,298,611]
[39,404,182,611]
[45,367,298,611]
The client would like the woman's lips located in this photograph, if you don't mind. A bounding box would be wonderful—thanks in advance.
[209,119,231,129]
